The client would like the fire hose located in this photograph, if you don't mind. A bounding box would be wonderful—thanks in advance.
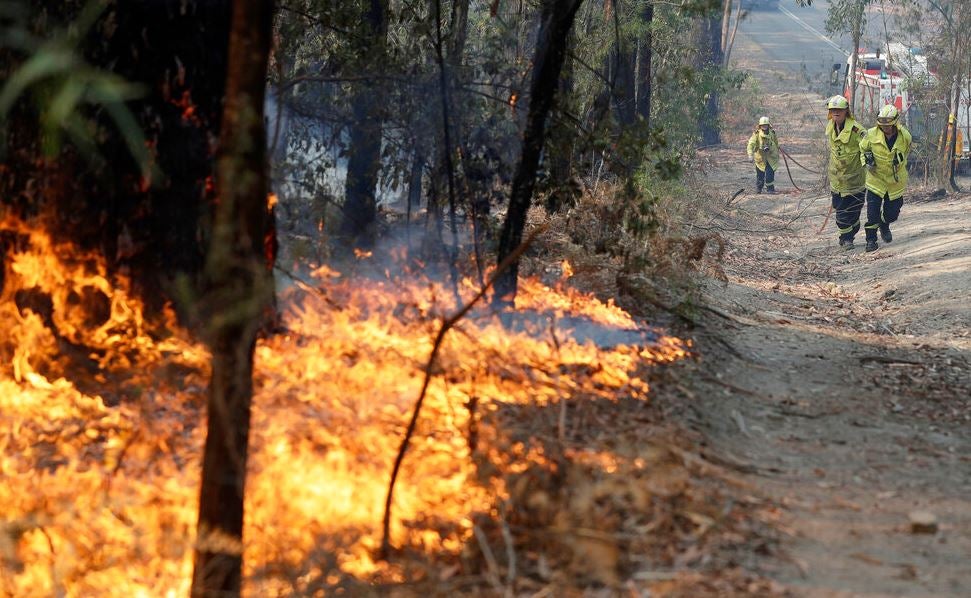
[775,146,832,233]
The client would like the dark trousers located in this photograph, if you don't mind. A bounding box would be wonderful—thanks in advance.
[864,190,903,241]
[832,191,865,241]
[756,164,775,191]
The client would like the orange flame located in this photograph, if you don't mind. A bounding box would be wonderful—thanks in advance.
[0,217,688,594]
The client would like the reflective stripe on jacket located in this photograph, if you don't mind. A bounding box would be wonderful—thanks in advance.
[859,124,912,200]
[747,128,780,172]
[826,117,866,194]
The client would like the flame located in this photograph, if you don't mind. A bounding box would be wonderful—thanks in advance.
[0,216,688,594]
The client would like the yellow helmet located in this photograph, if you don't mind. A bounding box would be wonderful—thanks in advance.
[826,95,849,110]
[758,116,770,126]
[877,104,899,126]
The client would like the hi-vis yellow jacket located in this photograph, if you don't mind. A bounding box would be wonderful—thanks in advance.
[826,117,866,194]
[747,128,780,172]
[859,124,912,200]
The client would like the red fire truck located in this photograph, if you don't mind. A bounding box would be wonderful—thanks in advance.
[843,48,969,174]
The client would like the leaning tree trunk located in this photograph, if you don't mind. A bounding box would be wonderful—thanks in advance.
[340,0,389,248]
[191,0,274,595]
[493,0,585,306]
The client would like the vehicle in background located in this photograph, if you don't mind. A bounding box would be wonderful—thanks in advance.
[842,48,970,175]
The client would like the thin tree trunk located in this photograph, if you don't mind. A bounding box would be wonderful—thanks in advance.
[340,0,388,248]
[449,0,471,59]
[723,0,741,68]
[720,0,732,55]
[848,22,862,113]
[635,1,653,124]
[493,0,584,306]
[947,77,961,190]
[192,0,274,595]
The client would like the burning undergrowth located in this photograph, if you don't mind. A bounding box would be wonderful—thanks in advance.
[0,214,786,596]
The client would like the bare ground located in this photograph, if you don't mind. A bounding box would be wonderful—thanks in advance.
[672,86,971,595]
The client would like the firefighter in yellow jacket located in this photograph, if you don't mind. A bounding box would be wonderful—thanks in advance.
[747,116,780,194]
[859,104,911,252]
[825,95,867,249]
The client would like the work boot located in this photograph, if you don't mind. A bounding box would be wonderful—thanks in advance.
[766,186,777,194]
[839,238,855,250]
[880,224,892,243]
[865,240,878,252]
[756,188,763,194]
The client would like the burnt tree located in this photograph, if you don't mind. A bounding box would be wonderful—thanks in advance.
[339,0,389,248]
[493,0,584,306]
[191,0,274,595]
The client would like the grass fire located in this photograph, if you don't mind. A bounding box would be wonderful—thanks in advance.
[1,214,691,595]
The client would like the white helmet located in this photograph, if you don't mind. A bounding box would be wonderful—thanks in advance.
[826,95,849,110]
[877,104,899,126]
[758,116,770,126]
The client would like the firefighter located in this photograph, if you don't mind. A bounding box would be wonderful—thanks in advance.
[825,95,866,250]
[747,116,780,194]
[859,104,912,252]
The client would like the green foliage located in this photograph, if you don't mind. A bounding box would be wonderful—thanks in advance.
[824,0,869,38]
[0,0,150,178]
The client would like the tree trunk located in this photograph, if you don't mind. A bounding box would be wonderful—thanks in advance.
[340,0,389,248]
[696,15,723,146]
[946,78,961,190]
[723,0,741,67]
[720,0,732,57]
[610,1,636,126]
[191,0,274,595]
[848,25,861,113]
[635,1,653,125]
[493,0,584,306]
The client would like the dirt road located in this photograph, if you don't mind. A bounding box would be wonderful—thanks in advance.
[678,128,971,595]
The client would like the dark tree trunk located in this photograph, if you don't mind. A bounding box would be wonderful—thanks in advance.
[635,1,653,126]
[610,1,636,127]
[0,1,231,320]
[695,15,723,146]
[493,0,584,306]
[191,0,274,595]
[340,0,389,248]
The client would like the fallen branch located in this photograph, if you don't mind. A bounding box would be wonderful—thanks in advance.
[380,225,547,558]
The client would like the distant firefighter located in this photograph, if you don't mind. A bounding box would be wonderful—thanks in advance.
[747,116,780,194]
